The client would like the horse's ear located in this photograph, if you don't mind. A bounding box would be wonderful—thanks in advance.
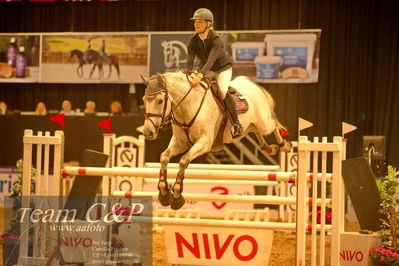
[140,74,149,85]
[156,73,165,88]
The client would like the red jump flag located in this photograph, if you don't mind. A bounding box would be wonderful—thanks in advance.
[97,118,111,133]
[49,113,65,131]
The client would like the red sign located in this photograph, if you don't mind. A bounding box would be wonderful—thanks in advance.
[340,250,364,262]
[176,233,258,261]
[164,225,273,265]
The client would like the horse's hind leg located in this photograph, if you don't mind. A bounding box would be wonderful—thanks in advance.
[158,136,189,206]
[98,64,103,80]
[255,132,279,155]
[171,138,212,210]
[89,65,95,79]
[107,64,112,79]
[273,128,292,152]
[115,64,121,80]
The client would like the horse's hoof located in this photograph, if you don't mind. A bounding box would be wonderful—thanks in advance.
[269,145,279,155]
[282,141,293,152]
[279,140,293,152]
[158,190,171,206]
[170,195,185,210]
[261,144,278,155]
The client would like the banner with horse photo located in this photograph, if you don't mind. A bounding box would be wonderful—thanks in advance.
[41,33,148,83]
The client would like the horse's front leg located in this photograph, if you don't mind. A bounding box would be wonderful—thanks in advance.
[77,63,83,78]
[171,137,212,210]
[158,136,189,206]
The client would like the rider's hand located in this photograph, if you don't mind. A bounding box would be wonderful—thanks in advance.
[190,73,203,87]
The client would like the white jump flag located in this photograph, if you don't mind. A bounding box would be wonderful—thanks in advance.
[342,122,357,137]
[298,118,313,136]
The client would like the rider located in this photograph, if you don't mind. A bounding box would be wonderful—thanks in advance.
[83,39,92,62]
[185,8,244,138]
[99,39,107,60]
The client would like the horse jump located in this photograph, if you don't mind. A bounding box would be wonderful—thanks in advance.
[19,129,344,266]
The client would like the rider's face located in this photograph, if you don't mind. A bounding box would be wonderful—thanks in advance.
[194,19,208,33]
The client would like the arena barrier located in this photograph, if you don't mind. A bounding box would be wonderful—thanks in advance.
[20,129,344,266]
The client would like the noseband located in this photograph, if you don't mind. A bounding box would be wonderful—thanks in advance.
[144,90,171,134]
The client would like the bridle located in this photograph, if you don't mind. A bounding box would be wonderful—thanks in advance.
[144,73,209,142]
[144,89,171,135]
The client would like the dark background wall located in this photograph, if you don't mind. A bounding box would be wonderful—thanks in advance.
[0,0,398,166]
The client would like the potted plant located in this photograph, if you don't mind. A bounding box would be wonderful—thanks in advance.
[369,165,399,265]
[1,159,35,266]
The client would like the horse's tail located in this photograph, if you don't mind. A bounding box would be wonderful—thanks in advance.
[240,76,287,132]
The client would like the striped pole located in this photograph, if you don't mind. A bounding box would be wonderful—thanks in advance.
[125,216,332,231]
[63,166,331,183]
[143,179,280,186]
[111,191,332,207]
[145,162,281,171]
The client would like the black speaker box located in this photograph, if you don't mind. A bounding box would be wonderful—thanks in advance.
[63,149,109,220]
[342,157,383,231]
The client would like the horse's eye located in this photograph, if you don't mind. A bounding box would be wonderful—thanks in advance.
[157,99,163,105]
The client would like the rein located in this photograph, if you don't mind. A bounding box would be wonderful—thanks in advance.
[170,73,209,131]
[144,73,209,144]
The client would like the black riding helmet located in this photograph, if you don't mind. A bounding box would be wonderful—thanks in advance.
[190,8,214,22]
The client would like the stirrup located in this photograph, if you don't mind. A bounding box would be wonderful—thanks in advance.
[232,123,244,138]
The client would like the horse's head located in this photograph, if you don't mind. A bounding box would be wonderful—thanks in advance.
[141,73,171,140]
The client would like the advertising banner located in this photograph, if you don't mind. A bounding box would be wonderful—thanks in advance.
[227,31,320,83]
[149,33,192,75]
[164,225,274,265]
[149,30,320,83]
[41,33,149,83]
[0,34,40,83]
[3,196,153,266]
[0,30,320,84]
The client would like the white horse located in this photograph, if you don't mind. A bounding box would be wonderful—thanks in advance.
[141,72,291,210]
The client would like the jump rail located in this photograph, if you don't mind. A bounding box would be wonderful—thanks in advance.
[122,216,332,231]
[110,191,333,207]
[145,162,281,171]
[62,166,332,183]
[142,179,281,186]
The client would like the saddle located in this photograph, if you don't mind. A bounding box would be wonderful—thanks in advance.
[204,72,249,114]
[204,74,249,151]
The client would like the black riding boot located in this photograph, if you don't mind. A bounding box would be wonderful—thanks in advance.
[223,93,244,138]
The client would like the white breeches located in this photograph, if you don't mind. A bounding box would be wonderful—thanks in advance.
[216,68,232,99]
